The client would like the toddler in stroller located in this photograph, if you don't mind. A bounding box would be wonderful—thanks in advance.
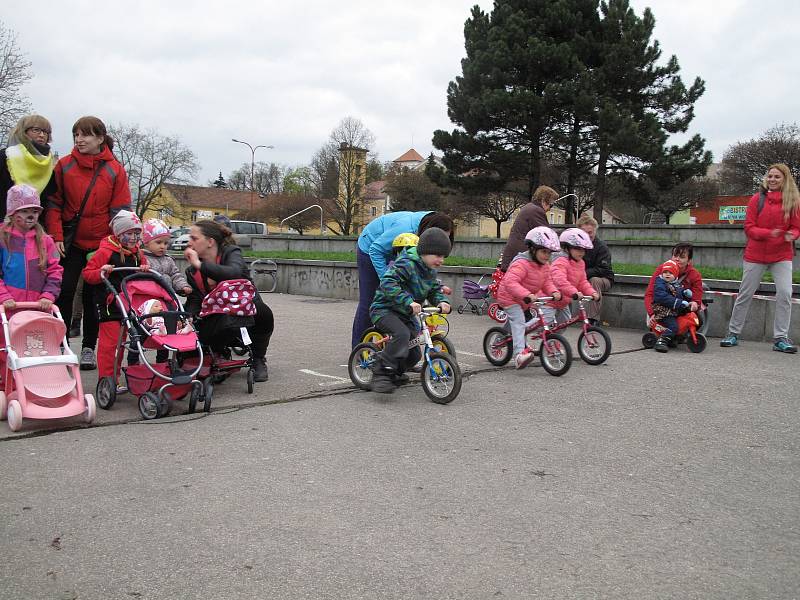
[95,268,205,420]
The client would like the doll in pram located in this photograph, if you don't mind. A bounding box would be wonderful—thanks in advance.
[95,267,205,419]
[0,303,95,431]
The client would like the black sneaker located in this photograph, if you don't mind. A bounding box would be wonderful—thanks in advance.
[252,357,269,382]
[654,338,669,353]
[371,374,395,394]
[392,372,410,386]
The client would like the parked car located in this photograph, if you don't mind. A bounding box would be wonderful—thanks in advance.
[170,233,190,251]
[229,220,267,248]
[170,226,189,239]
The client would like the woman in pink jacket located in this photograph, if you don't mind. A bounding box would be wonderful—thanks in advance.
[496,226,562,369]
[546,228,600,324]
[0,185,63,309]
[721,164,800,352]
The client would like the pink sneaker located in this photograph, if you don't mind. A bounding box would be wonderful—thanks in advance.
[515,347,535,369]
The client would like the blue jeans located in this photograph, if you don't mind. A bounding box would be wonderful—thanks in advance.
[351,247,380,348]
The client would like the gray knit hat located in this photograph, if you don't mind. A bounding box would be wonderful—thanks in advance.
[417,227,451,257]
[110,210,142,236]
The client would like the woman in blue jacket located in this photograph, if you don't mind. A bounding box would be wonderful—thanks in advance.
[351,211,453,347]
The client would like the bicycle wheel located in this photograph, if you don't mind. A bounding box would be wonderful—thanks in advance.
[482,327,512,366]
[577,326,612,365]
[422,351,462,404]
[431,333,456,357]
[360,327,385,348]
[539,333,572,376]
[686,332,707,353]
[348,343,379,390]
[642,332,658,349]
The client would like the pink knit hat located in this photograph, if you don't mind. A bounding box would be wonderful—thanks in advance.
[143,218,171,243]
[6,184,42,216]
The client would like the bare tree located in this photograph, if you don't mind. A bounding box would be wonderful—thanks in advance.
[0,22,32,138]
[314,116,376,236]
[109,123,200,219]
[227,161,286,195]
[719,123,800,194]
[635,175,719,224]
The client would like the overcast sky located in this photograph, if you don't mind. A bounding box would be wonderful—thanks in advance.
[5,1,797,185]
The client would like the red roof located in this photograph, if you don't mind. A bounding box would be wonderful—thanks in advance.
[363,180,387,201]
[163,184,254,211]
[393,149,424,163]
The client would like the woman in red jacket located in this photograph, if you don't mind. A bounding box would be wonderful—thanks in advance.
[45,116,132,370]
[721,163,800,352]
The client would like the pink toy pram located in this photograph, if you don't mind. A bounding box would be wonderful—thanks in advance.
[95,267,204,420]
[0,302,95,431]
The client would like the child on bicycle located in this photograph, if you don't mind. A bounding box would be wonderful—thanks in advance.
[546,228,600,325]
[368,227,451,394]
[82,210,149,380]
[651,259,692,353]
[495,226,562,369]
[0,184,63,311]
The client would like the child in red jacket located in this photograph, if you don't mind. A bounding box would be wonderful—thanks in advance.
[495,227,562,369]
[82,211,148,380]
[546,228,600,325]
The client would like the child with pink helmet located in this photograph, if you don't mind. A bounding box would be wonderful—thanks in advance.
[495,226,562,369]
[545,227,600,324]
[0,184,63,310]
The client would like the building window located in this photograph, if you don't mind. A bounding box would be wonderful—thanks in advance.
[191,210,198,221]
[371,206,377,216]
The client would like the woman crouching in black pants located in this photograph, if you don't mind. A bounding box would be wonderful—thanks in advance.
[183,220,273,382]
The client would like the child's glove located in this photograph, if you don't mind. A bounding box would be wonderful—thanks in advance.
[572,293,580,300]
[677,300,690,315]
[523,295,534,305]
[683,289,693,299]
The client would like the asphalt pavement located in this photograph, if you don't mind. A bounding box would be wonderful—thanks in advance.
[0,292,797,599]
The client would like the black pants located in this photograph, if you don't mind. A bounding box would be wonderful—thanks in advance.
[56,246,99,350]
[198,298,274,359]
[373,312,421,374]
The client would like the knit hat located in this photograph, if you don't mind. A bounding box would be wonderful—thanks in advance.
[660,259,680,278]
[417,227,451,257]
[6,184,42,215]
[143,218,170,243]
[110,210,142,236]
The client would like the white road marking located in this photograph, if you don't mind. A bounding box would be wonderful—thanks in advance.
[457,350,485,358]
[299,369,349,383]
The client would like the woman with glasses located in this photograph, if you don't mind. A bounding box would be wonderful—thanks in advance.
[44,116,132,370]
[0,115,57,221]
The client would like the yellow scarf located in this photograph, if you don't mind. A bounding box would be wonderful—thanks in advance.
[5,143,55,194]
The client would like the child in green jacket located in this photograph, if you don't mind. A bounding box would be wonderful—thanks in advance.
[368,227,452,393]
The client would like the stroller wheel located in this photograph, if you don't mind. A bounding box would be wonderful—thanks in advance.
[188,385,201,414]
[84,394,96,424]
[157,390,172,418]
[203,379,214,413]
[7,399,22,431]
[687,333,707,353]
[247,369,255,394]
[457,304,465,314]
[138,392,162,420]
[96,377,117,410]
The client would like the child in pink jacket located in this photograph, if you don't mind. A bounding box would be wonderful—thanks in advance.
[496,226,562,369]
[546,228,600,324]
[0,185,63,311]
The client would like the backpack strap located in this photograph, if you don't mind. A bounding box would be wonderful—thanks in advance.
[757,189,767,215]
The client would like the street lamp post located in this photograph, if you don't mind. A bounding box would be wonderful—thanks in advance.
[232,138,274,213]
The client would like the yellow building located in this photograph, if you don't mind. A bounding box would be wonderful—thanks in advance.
[141,184,256,226]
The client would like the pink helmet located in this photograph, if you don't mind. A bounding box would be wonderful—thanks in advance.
[143,218,171,243]
[524,226,560,251]
[559,227,593,250]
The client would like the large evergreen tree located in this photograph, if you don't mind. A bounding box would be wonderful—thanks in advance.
[433,0,598,202]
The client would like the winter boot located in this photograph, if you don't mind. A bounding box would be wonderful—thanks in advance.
[654,336,670,353]
[252,356,269,382]
[370,366,396,394]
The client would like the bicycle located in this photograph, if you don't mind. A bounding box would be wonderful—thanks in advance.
[348,307,462,404]
[361,312,454,355]
[484,296,610,375]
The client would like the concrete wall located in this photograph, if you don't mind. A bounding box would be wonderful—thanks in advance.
[172,255,800,343]
[252,231,800,269]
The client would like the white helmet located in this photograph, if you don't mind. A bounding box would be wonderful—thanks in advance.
[559,227,593,250]
[524,226,560,252]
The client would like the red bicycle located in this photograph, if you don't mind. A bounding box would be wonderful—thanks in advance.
[483,295,611,370]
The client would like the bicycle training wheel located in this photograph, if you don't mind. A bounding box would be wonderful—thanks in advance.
[348,343,379,390]
[360,327,385,348]
[577,326,612,365]
[482,327,512,366]
[539,333,572,376]
[421,352,462,404]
